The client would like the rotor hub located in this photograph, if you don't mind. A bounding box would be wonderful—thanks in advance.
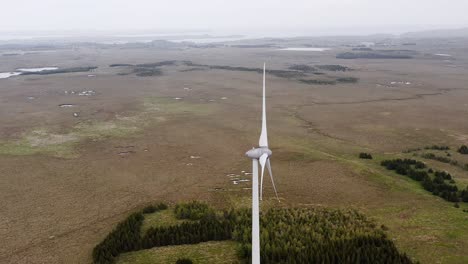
[245,147,272,160]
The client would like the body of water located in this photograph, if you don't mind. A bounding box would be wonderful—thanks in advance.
[0,72,22,79]
[17,67,58,72]
[0,67,59,79]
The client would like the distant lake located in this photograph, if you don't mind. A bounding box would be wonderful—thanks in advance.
[0,72,21,79]
[434,53,452,57]
[278,47,331,51]
[17,67,58,72]
[0,67,59,79]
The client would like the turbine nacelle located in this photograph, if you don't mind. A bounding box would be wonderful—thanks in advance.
[245,147,272,160]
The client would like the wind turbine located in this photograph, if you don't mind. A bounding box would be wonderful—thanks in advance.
[245,63,280,264]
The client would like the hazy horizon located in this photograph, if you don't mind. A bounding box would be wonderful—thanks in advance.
[1,0,468,37]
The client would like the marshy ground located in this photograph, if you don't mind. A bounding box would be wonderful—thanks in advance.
[1,37,468,263]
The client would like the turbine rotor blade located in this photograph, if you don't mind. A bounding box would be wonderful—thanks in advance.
[266,158,280,202]
[259,153,268,201]
[259,63,268,147]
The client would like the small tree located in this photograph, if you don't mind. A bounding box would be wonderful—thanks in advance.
[458,145,468,154]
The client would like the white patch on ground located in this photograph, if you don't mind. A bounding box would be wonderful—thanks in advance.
[221,97,227,100]
[390,81,411,85]
[174,97,182,100]
[16,67,58,72]
[64,90,96,96]
[434,54,452,57]
[59,104,75,108]
[78,90,96,96]
[190,156,201,159]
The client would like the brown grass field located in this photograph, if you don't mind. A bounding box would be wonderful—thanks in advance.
[1,38,468,263]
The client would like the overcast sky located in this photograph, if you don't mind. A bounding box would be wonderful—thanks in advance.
[2,0,468,35]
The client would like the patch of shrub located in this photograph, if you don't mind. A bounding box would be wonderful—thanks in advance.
[175,201,214,220]
[182,62,304,78]
[336,77,359,83]
[316,64,350,71]
[133,67,162,77]
[176,258,193,264]
[269,69,305,78]
[424,145,450,150]
[288,64,317,72]
[352,47,373,51]
[136,60,178,68]
[359,153,373,159]
[458,145,468,154]
[109,64,134,67]
[142,203,168,214]
[299,79,336,85]
[462,187,468,202]
[141,215,231,249]
[403,148,422,153]
[381,159,465,203]
[420,153,455,164]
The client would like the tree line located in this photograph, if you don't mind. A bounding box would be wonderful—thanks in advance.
[93,201,415,264]
[92,212,144,264]
[381,159,468,204]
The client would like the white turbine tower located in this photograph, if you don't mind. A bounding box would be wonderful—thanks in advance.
[245,63,280,264]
